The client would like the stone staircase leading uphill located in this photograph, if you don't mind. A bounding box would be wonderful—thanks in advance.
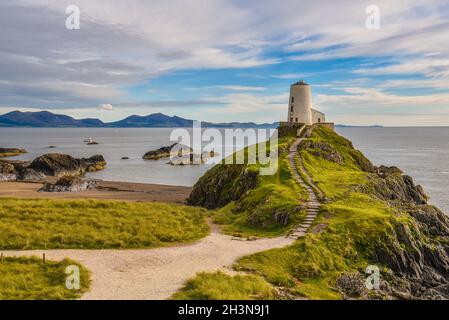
[286,133,324,239]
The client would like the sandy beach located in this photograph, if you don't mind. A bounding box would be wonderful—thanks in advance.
[0,180,192,203]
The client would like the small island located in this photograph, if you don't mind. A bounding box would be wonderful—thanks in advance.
[0,147,27,158]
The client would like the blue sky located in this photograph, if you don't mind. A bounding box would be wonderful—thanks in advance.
[1,0,449,125]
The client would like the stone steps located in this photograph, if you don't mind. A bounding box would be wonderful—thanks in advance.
[287,136,325,240]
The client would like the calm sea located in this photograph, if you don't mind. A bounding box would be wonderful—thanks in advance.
[337,127,449,214]
[1,127,448,213]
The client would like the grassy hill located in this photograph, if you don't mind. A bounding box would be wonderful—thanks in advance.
[180,126,449,299]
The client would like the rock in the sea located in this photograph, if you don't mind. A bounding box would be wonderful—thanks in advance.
[30,153,83,177]
[121,156,129,160]
[40,175,98,192]
[0,147,27,158]
[168,150,216,165]
[29,153,106,177]
[143,143,177,160]
[80,155,107,172]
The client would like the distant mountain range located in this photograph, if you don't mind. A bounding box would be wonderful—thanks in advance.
[0,111,278,128]
[0,110,383,128]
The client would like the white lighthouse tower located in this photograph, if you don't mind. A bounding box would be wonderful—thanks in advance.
[281,80,332,133]
[287,80,313,125]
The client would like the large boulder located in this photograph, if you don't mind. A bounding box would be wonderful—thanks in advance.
[168,151,216,165]
[29,153,106,177]
[0,160,16,181]
[80,155,107,172]
[40,175,98,192]
[143,143,193,160]
[143,143,177,160]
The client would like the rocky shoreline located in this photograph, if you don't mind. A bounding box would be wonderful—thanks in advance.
[0,153,106,191]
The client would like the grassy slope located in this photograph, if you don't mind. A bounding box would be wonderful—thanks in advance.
[0,256,89,300]
[172,271,276,300]
[0,198,209,249]
[213,135,309,237]
[177,126,411,300]
[235,127,409,299]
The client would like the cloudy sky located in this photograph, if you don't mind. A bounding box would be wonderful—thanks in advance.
[1,0,449,125]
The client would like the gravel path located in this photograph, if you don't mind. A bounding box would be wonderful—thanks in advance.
[2,136,321,300]
[4,226,293,300]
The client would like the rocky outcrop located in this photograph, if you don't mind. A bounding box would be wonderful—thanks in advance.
[336,273,369,299]
[0,147,27,157]
[40,175,98,192]
[0,154,106,181]
[361,166,428,205]
[143,143,178,160]
[188,164,258,209]
[80,155,107,172]
[299,140,343,164]
[0,160,17,181]
[30,153,82,176]
[169,151,216,165]
[368,204,449,299]
[29,153,106,177]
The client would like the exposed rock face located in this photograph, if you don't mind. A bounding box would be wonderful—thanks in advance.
[336,273,369,299]
[188,164,258,209]
[19,168,46,181]
[0,160,16,181]
[0,147,27,157]
[299,140,343,164]
[369,204,449,299]
[30,153,82,176]
[29,153,106,177]
[168,151,216,165]
[80,155,107,172]
[40,175,98,192]
[362,166,428,205]
[143,143,177,160]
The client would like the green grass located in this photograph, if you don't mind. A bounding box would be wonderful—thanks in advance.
[0,198,209,249]
[231,127,409,299]
[174,126,411,300]
[212,136,308,237]
[172,271,276,300]
[0,256,89,300]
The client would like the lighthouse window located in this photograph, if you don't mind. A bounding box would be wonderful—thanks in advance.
[290,117,293,122]
[291,97,294,103]
[295,118,298,122]
[290,105,293,112]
